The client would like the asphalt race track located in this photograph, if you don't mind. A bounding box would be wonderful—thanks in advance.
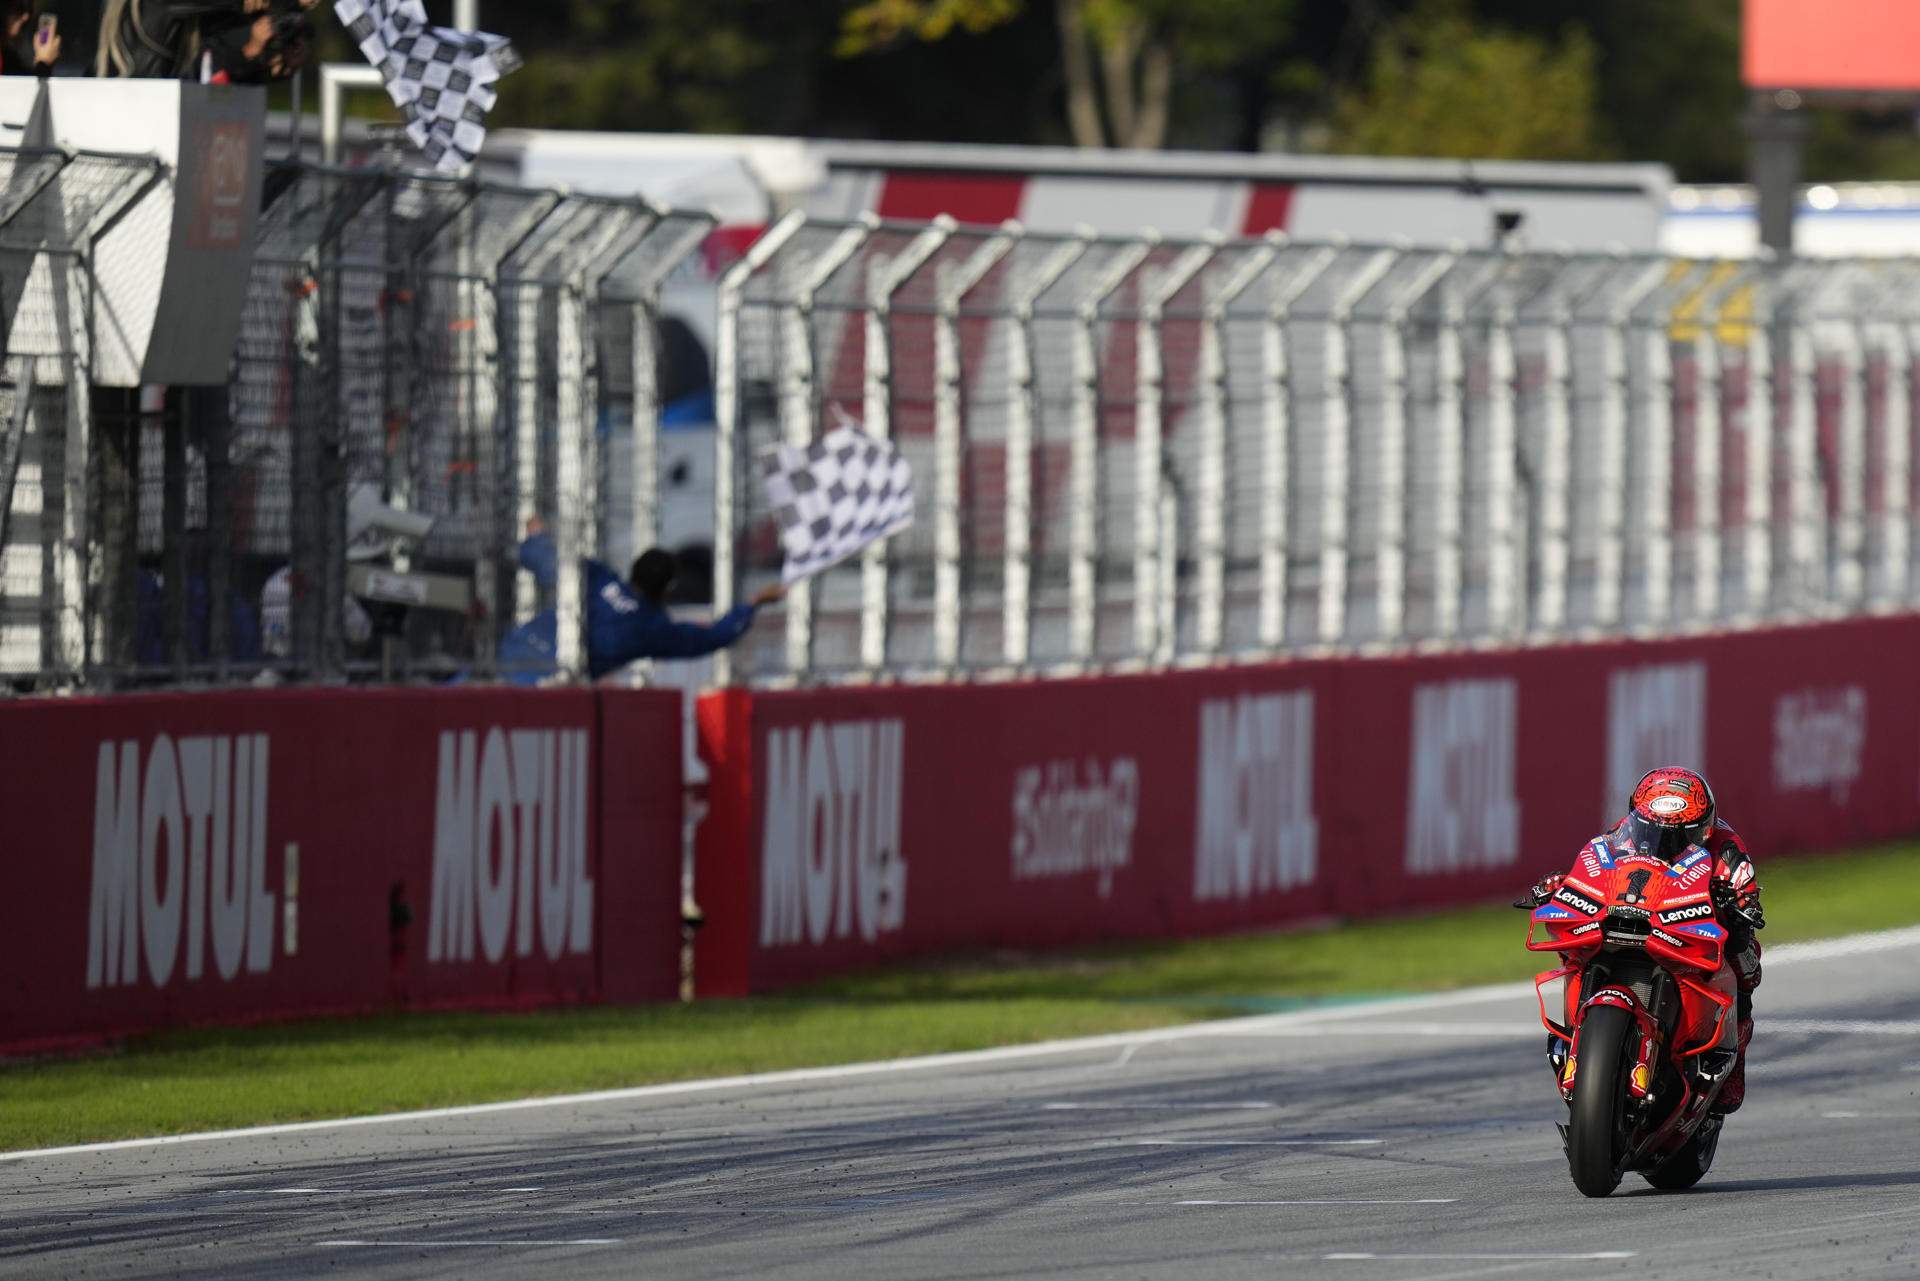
[4,930,1918,1281]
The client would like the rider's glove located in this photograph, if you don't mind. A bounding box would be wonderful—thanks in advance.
[1513,872,1564,909]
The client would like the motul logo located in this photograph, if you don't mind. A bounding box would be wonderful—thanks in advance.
[1405,679,1520,873]
[88,735,275,990]
[1606,663,1705,824]
[428,728,595,965]
[760,720,906,947]
[1193,692,1318,902]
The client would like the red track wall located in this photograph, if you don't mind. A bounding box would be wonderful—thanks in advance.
[0,687,684,1053]
[696,617,1919,994]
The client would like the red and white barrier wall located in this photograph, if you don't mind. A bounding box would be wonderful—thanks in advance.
[4,614,1910,1044]
[695,616,1919,994]
[0,688,685,1054]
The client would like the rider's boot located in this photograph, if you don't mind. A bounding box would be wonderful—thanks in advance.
[1710,1018,1753,1116]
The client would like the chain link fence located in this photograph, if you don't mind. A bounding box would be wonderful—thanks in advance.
[716,212,1920,684]
[1,154,714,690]
[7,157,1920,692]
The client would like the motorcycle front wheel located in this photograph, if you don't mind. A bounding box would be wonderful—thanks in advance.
[1566,1003,1633,1197]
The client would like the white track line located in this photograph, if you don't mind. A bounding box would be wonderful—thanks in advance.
[1134,1139,1384,1147]
[1770,1020,1920,1036]
[1042,1101,1274,1111]
[1326,1253,1633,1262]
[319,1239,618,1248]
[1180,1199,1453,1205]
[7,923,1917,1165]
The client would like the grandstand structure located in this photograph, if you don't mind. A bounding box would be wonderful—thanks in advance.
[4,140,1920,691]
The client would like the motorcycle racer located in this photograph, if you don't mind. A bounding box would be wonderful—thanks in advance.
[1526,767,1765,1114]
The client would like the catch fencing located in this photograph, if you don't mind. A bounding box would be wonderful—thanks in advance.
[9,154,1920,691]
[717,213,1920,683]
[0,153,714,689]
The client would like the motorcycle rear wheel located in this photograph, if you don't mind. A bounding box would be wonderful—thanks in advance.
[1641,1119,1721,1191]
[1566,1003,1633,1197]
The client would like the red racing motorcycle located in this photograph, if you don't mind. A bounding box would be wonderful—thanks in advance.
[1522,841,1749,1197]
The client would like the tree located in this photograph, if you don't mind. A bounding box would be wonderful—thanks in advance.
[1327,0,1605,161]
[839,0,1297,149]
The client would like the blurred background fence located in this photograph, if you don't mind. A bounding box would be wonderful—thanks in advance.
[718,211,1920,683]
[1,154,714,689]
[7,152,1920,691]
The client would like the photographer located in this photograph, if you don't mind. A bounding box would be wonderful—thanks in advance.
[96,0,313,80]
[3,2,62,75]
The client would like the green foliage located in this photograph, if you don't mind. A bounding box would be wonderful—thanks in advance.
[838,0,1024,55]
[486,1,776,134]
[1329,0,1605,161]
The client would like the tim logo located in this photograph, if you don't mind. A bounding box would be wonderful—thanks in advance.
[428,728,595,965]
[88,735,278,990]
[191,122,251,249]
[760,720,906,948]
[1606,663,1705,824]
[1405,679,1521,873]
[1193,692,1318,902]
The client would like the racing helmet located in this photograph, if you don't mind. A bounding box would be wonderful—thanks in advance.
[1623,767,1715,862]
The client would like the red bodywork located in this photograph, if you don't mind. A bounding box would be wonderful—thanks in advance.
[1528,840,1736,1159]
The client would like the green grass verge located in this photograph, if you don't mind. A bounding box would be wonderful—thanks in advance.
[3,841,1917,1153]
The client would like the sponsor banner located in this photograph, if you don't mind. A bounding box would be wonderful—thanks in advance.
[0,688,681,1052]
[697,614,1920,993]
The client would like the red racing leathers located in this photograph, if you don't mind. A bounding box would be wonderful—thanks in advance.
[1534,817,1763,1113]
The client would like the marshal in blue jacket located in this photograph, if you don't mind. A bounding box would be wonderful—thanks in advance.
[500,534,759,681]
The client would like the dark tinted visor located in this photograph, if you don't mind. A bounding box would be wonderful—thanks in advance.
[1624,813,1703,862]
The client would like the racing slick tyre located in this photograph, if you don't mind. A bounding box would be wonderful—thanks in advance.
[1641,1119,1721,1191]
[1566,1004,1633,1197]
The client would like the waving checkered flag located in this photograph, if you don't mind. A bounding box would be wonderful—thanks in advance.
[333,0,522,172]
[762,424,916,584]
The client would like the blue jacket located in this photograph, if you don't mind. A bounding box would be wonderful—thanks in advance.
[505,534,757,681]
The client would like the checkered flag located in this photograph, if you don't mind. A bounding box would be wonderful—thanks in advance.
[333,0,523,173]
[761,424,916,585]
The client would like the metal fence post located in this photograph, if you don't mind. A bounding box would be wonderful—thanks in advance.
[1878,297,1914,607]
[1259,244,1338,649]
[1484,285,1524,638]
[1690,267,1758,626]
[1377,251,1456,646]
[930,224,1014,672]
[1195,241,1276,657]
[471,193,562,677]
[1782,314,1822,616]
[1321,249,1397,646]
[782,218,872,679]
[1691,306,1724,626]
[1070,237,1151,666]
[1003,233,1087,670]
[1634,282,1678,631]
[1591,261,1669,630]
[1526,260,1583,636]
[1135,240,1214,661]
[1740,281,1776,622]
[1833,314,1868,609]
[712,210,807,687]
[618,217,714,575]
[862,218,951,674]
